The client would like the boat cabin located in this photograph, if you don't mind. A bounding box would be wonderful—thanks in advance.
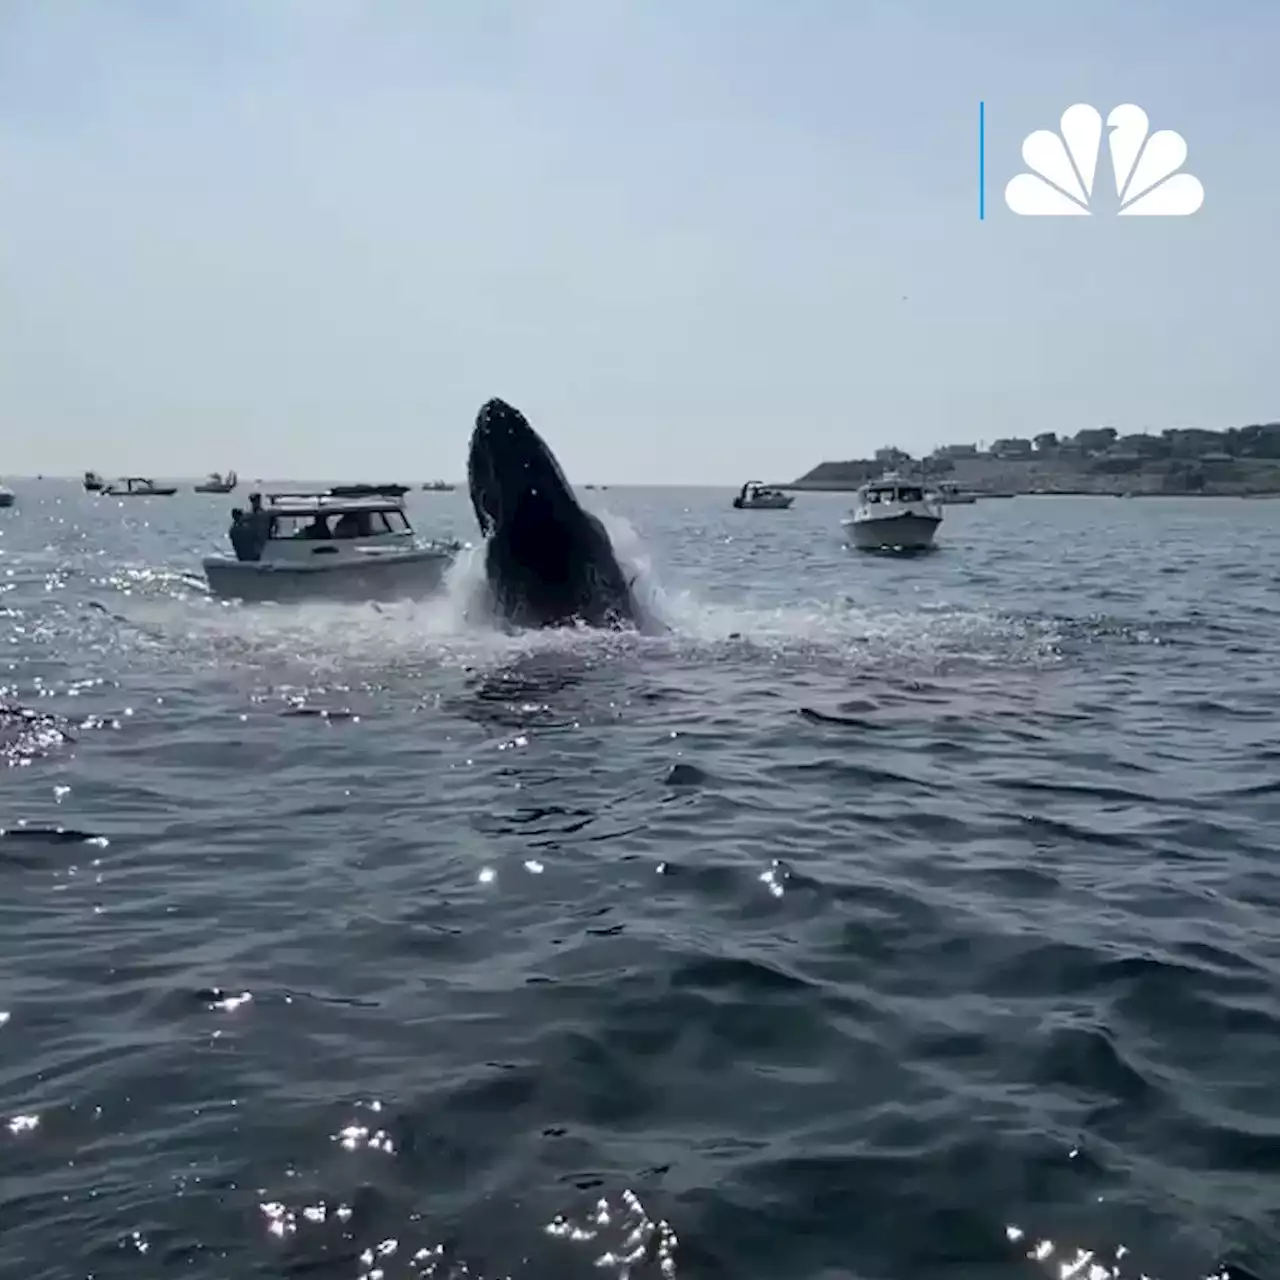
[859,473,928,506]
[230,490,417,563]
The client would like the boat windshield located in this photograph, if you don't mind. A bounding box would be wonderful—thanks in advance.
[267,508,410,540]
[866,485,925,504]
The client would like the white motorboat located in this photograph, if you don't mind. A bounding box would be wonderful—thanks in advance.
[930,481,976,505]
[194,470,238,493]
[103,476,178,497]
[732,480,794,510]
[0,483,14,509]
[422,479,456,492]
[202,489,463,603]
[842,472,942,551]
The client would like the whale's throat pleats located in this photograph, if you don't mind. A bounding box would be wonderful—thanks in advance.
[502,499,580,586]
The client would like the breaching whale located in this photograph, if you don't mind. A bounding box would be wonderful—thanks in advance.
[467,398,641,630]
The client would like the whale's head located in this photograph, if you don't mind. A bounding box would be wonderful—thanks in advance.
[468,397,579,536]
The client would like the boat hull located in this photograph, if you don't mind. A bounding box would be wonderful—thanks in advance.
[0,490,14,509]
[844,512,941,551]
[329,483,409,498]
[105,488,177,497]
[732,495,794,509]
[202,547,456,603]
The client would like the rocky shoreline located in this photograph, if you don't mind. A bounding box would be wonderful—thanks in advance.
[782,455,1280,499]
[784,423,1280,498]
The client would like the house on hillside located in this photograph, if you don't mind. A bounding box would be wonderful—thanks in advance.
[990,437,1033,459]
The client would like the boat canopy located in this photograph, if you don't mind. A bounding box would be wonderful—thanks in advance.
[257,489,408,517]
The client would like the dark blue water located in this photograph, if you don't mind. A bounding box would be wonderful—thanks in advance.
[2,481,1278,1280]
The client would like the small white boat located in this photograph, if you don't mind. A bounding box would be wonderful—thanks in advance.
[732,480,794,510]
[194,470,238,494]
[103,476,178,497]
[202,489,462,603]
[842,472,942,551]
[930,481,976,505]
[422,479,456,492]
[0,483,14,509]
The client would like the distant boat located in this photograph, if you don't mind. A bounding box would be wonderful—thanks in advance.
[329,483,410,499]
[83,470,105,492]
[732,480,794,510]
[421,479,456,492]
[0,482,14,509]
[102,476,178,497]
[194,470,238,494]
[929,481,977,505]
[842,471,942,551]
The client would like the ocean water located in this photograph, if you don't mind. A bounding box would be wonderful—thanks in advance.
[1,481,1278,1280]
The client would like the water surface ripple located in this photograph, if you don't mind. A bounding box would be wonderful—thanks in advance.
[1,482,1277,1279]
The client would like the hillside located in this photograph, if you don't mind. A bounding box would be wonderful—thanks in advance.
[788,423,1280,496]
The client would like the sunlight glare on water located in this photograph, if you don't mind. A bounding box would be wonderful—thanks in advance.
[1,483,1277,1279]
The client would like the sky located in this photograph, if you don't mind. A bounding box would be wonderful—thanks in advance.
[3,0,1278,484]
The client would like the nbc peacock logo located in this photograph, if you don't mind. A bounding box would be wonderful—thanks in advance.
[1004,103,1204,216]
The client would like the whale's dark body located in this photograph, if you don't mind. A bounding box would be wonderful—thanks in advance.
[467,398,639,630]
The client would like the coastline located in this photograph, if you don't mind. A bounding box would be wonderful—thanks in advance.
[781,455,1280,499]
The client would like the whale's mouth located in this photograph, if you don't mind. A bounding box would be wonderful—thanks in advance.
[468,398,575,533]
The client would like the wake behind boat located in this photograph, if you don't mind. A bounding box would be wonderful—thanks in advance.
[842,472,942,551]
[202,489,461,603]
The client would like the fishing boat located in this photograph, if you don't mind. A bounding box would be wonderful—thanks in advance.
[842,472,942,551]
[732,480,794,510]
[202,489,461,603]
[103,477,178,497]
[194,470,238,493]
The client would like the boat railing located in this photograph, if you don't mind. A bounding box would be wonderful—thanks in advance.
[261,489,405,507]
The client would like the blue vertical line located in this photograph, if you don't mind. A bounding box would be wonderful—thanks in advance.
[979,101,986,220]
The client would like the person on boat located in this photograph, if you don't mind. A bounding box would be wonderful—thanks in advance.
[297,514,331,539]
[228,508,258,562]
[244,492,272,557]
[333,512,359,538]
